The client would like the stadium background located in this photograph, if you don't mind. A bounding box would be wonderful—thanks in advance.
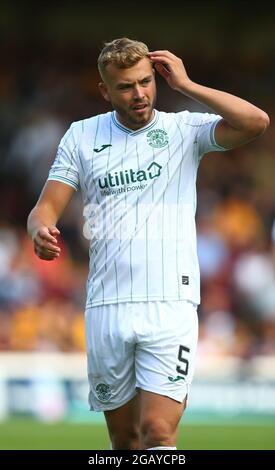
[0,1,275,449]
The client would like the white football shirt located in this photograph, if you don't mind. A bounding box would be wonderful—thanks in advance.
[48,109,226,307]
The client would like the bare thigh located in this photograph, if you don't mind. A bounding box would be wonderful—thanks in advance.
[139,390,186,449]
[104,393,140,450]
[104,389,186,449]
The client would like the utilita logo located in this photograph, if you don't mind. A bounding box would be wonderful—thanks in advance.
[98,162,162,189]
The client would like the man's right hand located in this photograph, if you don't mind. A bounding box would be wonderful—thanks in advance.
[33,226,61,261]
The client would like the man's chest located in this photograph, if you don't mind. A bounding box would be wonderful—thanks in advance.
[78,122,194,203]
[79,132,172,186]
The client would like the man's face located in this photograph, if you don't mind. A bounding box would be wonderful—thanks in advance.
[99,57,156,130]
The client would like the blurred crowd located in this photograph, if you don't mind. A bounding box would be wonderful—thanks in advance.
[0,38,275,359]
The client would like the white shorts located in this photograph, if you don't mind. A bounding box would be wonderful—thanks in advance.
[85,300,198,412]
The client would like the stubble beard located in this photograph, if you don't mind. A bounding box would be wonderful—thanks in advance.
[114,94,157,130]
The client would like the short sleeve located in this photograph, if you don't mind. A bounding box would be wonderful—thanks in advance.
[48,123,80,191]
[195,113,227,159]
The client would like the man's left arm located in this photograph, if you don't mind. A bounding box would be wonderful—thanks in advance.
[149,50,270,149]
[180,80,270,149]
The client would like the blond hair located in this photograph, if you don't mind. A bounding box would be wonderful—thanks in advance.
[98,38,149,79]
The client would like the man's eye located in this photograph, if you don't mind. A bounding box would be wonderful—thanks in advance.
[118,85,131,90]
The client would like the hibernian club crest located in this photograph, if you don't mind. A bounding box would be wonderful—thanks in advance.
[95,383,112,402]
[147,129,169,148]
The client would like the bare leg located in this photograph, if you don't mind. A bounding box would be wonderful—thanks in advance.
[104,393,140,449]
[139,390,186,449]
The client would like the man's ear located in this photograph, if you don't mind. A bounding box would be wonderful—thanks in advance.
[98,82,110,102]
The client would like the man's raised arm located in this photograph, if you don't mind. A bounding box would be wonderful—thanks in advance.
[148,50,270,149]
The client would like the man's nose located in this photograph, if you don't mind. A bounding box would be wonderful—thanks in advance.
[133,86,144,99]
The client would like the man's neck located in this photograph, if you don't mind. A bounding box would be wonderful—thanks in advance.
[115,110,155,131]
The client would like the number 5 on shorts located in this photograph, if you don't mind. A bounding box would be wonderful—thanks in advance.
[176,345,190,376]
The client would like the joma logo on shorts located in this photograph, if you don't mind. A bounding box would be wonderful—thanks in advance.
[168,375,186,383]
[98,162,162,189]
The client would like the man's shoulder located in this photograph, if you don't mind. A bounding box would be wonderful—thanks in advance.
[159,109,218,128]
[72,111,112,133]
[158,109,198,126]
[178,110,221,128]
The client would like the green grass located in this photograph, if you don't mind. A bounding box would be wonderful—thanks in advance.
[0,418,275,450]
